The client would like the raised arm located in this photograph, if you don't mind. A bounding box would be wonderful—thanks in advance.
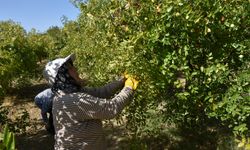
[57,87,133,120]
[79,87,133,119]
[81,78,125,99]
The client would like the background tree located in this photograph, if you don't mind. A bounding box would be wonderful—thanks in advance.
[60,0,250,141]
[45,26,67,58]
[0,20,37,97]
[27,30,49,63]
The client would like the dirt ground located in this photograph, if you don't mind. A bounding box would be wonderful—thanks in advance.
[1,82,130,150]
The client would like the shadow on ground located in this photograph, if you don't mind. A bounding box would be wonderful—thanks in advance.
[16,130,54,150]
[15,123,130,150]
[167,126,218,150]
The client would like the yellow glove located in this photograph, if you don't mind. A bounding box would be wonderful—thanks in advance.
[123,71,130,79]
[131,78,139,90]
[125,77,133,89]
[125,77,139,90]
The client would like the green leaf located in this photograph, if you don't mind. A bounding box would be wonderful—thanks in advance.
[3,125,10,146]
[7,133,15,150]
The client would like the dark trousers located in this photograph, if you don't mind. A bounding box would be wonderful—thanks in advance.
[47,110,55,135]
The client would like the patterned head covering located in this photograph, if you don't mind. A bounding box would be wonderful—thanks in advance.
[43,54,75,85]
[52,62,81,94]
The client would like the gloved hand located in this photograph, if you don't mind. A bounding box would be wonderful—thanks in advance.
[125,77,133,89]
[123,71,131,79]
[132,78,139,90]
[125,77,139,90]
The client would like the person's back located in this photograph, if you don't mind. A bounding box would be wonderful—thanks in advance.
[53,81,133,150]
[53,92,104,149]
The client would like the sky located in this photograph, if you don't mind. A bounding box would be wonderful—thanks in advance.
[0,0,80,32]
